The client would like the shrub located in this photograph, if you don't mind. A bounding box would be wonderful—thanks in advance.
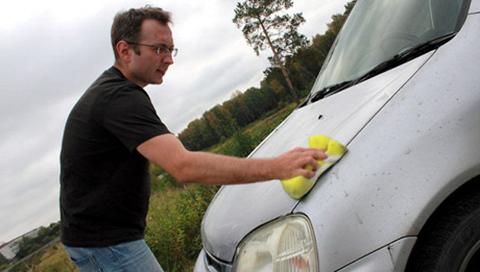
[145,185,218,271]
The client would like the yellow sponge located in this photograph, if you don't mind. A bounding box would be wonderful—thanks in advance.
[281,135,347,199]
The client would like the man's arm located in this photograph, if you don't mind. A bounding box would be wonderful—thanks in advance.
[137,134,326,185]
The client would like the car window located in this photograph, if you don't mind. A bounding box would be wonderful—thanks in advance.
[311,0,468,94]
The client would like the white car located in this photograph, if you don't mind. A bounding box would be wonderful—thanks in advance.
[195,0,480,271]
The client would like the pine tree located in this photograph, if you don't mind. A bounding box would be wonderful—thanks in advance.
[233,0,308,101]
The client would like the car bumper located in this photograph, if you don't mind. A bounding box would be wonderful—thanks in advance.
[194,237,416,272]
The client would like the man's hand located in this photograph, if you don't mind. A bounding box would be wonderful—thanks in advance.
[138,134,327,185]
[272,147,327,180]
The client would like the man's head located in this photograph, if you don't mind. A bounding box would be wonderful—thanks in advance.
[111,6,175,87]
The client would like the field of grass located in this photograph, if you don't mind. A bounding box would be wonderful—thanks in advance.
[210,102,297,155]
[144,102,298,271]
[8,242,77,272]
[145,185,218,271]
[16,102,298,272]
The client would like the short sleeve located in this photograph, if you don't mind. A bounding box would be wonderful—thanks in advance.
[103,87,171,152]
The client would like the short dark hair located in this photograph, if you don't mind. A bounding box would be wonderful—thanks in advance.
[111,5,172,59]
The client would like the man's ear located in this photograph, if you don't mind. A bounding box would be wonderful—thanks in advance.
[115,40,132,62]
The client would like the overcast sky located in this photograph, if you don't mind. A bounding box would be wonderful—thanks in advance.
[0,0,348,243]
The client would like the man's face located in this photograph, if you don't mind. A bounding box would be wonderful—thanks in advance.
[128,19,174,87]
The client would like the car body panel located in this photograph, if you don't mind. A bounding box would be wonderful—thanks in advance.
[470,0,480,12]
[337,237,417,272]
[201,52,433,262]
[294,12,480,271]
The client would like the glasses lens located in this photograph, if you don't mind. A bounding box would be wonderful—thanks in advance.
[157,45,177,57]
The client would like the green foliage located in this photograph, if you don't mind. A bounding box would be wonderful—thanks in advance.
[9,242,76,272]
[15,223,60,260]
[220,131,256,157]
[233,0,307,63]
[204,105,238,139]
[211,102,297,155]
[25,2,358,272]
[222,94,256,127]
[0,253,8,266]
[261,67,291,100]
[145,185,218,272]
[233,131,256,157]
[149,164,183,193]
[179,1,357,151]
[233,0,307,100]
[179,86,280,151]
[179,118,220,151]
[144,100,296,271]
[145,102,295,271]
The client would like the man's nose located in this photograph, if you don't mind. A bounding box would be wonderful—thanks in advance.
[163,54,174,65]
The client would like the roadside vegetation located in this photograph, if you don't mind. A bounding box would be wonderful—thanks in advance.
[7,2,355,271]
[7,243,76,272]
[145,102,297,271]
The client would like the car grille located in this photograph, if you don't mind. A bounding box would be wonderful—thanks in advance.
[205,250,233,272]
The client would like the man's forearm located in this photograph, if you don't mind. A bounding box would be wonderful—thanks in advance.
[137,134,324,185]
[175,151,276,185]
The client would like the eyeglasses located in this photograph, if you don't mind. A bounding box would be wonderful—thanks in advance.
[126,41,178,57]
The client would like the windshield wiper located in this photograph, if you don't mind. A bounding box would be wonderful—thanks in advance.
[308,32,456,104]
[309,79,357,103]
[351,32,456,86]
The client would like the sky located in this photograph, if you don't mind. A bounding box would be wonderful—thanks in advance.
[0,0,349,243]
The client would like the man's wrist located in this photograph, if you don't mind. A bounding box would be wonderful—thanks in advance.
[257,158,277,180]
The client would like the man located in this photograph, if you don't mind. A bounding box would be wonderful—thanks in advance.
[60,6,326,271]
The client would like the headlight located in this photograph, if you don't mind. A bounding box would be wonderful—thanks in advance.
[233,214,318,271]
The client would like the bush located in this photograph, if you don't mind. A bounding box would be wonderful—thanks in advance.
[144,103,297,271]
[9,242,76,272]
[219,131,255,157]
[149,164,183,193]
[145,185,218,271]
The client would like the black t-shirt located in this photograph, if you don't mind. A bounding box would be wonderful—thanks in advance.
[60,66,170,247]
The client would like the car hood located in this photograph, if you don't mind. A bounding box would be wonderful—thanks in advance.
[201,52,434,262]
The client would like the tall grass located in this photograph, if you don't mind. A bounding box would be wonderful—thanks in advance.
[144,102,297,271]
[8,243,77,272]
[22,102,297,272]
[145,186,218,271]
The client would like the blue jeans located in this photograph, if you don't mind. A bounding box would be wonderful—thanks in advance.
[64,239,164,272]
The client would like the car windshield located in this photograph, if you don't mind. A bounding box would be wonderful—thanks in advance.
[311,0,467,95]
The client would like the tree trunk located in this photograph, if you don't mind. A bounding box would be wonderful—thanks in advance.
[256,14,298,101]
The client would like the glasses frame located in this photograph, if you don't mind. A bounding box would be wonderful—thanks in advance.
[125,41,178,57]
